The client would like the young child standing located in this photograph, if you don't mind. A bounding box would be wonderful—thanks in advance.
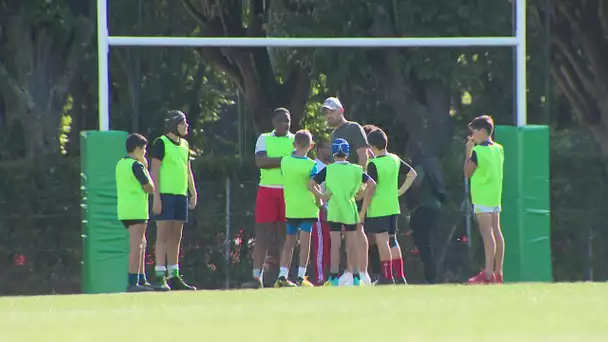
[366,128,417,285]
[275,130,319,287]
[465,115,505,284]
[115,133,155,292]
[311,138,331,286]
[309,138,376,286]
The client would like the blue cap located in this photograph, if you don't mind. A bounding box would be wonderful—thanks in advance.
[331,138,350,156]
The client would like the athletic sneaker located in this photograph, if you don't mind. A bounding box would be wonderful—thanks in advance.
[297,277,314,287]
[353,276,362,287]
[468,270,495,284]
[360,272,372,286]
[275,276,297,288]
[324,276,339,287]
[127,284,154,293]
[154,277,171,291]
[167,275,196,290]
[242,277,263,289]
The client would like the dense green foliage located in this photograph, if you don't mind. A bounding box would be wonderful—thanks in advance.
[1,0,608,293]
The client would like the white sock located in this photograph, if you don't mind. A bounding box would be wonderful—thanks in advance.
[253,268,262,279]
[167,264,179,278]
[297,267,307,279]
[279,267,289,278]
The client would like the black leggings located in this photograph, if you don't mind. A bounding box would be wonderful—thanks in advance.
[410,206,440,284]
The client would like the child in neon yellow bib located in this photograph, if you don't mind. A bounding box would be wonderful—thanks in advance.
[115,133,155,292]
[464,115,505,284]
[309,138,376,286]
[274,130,319,288]
[366,128,417,285]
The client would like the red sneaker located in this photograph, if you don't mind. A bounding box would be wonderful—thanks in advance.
[495,273,504,284]
[468,270,494,284]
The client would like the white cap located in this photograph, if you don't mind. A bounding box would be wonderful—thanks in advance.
[322,97,344,111]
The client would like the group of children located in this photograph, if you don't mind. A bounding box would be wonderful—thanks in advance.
[115,108,505,291]
[274,126,419,287]
[274,114,505,287]
[115,110,197,292]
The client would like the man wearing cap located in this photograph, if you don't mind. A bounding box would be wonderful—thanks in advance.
[322,97,372,284]
[149,110,197,291]
[243,108,294,289]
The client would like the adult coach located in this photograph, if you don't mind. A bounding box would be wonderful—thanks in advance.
[321,97,371,284]
[405,151,446,284]
[244,108,294,289]
[149,110,197,291]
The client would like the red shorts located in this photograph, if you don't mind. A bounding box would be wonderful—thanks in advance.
[255,186,286,224]
[311,210,330,285]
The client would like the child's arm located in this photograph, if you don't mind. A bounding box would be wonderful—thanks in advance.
[133,161,155,194]
[464,137,478,178]
[359,174,377,221]
[187,160,197,209]
[398,159,417,196]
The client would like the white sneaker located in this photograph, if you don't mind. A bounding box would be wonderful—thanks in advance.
[339,272,353,286]
[360,272,372,286]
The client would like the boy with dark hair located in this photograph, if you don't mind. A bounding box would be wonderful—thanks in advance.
[244,108,294,288]
[149,110,197,291]
[275,130,319,287]
[366,128,417,284]
[311,137,331,285]
[116,133,155,292]
[465,115,505,284]
[309,138,376,287]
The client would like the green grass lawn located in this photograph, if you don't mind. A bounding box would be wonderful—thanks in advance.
[0,283,606,341]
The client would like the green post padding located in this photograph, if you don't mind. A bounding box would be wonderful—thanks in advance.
[81,130,129,293]
[495,125,553,282]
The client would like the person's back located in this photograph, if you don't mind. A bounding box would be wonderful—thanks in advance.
[470,142,504,208]
[281,155,318,219]
[325,162,364,225]
[367,153,401,218]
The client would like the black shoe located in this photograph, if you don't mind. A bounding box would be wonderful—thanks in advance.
[395,277,408,285]
[241,278,263,289]
[127,284,154,292]
[167,275,197,291]
[374,277,396,286]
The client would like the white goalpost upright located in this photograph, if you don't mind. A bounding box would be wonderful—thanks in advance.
[96,0,527,131]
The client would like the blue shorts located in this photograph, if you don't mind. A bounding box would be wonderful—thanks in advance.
[154,194,188,222]
[286,218,316,235]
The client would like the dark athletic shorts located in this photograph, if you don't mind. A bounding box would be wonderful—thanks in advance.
[121,219,148,229]
[328,222,357,232]
[153,194,188,222]
[365,215,398,235]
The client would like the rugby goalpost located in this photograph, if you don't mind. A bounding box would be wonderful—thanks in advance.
[81,0,550,294]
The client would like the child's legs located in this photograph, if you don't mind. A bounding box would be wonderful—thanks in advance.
[298,221,314,268]
[167,221,184,265]
[491,212,504,275]
[128,223,147,274]
[140,236,147,275]
[329,223,342,274]
[357,224,369,272]
[280,221,298,269]
[375,232,391,262]
[475,210,496,276]
[155,221,171,267]
[345,225,359,274]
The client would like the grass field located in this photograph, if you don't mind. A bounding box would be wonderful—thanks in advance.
[0,283,606,341]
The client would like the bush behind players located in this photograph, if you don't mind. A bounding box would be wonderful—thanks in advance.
[115,133,155,292]
[365,128,417,284]
[275,130,319,287]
